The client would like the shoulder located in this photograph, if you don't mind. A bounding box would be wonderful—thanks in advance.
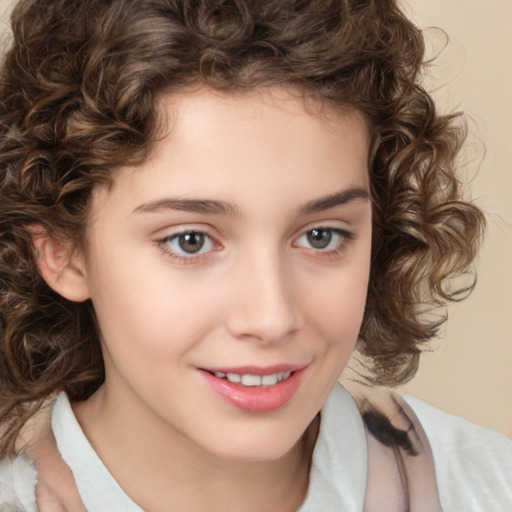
[403,394,512,511]
[0,454,38,511]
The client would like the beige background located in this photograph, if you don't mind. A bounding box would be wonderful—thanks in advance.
[396,0,512,437]
[0,0,510,435]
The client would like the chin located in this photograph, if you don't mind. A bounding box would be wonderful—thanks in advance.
[200,422,310,464]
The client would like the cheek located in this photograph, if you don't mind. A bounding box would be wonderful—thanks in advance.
[302,258,370,358]
[86,247,223,363]
[99,284,220,356]
[314,289,366,349]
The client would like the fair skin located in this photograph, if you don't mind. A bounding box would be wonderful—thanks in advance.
[36,87,372,511]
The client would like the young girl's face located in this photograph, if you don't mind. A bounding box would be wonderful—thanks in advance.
[77,87,372,462]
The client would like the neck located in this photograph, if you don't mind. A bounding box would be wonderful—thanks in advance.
[72,386,319,512]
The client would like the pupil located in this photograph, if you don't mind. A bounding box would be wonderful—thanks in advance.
[307,229,331,249]
[179,232,205,253]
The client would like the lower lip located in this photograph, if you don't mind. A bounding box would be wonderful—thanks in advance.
[200,368,306,413]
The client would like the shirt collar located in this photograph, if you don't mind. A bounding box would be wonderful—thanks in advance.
[298,383,367,511]
[52,383,367,511]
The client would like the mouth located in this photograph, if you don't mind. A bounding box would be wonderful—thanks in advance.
[198,364,308,413]
[207,370,292,387]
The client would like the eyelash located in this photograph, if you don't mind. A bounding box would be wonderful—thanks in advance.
[156,230,221,264]
[156,226,355,264]
[292,227,355,260]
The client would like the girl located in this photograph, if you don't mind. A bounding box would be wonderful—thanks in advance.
[0,0,510,510]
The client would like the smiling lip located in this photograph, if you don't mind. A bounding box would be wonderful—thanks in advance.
[199,364,308,413]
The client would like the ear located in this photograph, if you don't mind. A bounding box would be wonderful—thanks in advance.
[30,227,90,303]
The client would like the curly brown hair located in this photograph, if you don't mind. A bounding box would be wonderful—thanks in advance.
[0,0,484,457]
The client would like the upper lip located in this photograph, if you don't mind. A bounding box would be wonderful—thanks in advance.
[199,363,308,376]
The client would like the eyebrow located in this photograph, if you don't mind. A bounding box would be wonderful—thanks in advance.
[299,187,370,214]
[132,187,369,217]
[132,198,241,217]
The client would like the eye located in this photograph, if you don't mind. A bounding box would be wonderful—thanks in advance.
[294,227,353,252]
[158,230,216,259]
[305,228,333,249]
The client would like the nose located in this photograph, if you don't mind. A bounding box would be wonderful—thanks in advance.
[224,248,304,345]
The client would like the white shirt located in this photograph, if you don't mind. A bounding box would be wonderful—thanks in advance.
[1,384,511,511]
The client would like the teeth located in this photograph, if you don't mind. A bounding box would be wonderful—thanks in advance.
[241,374,262,386]
[214,371,293,387]
[279,371,291,382]
[261,374,278,386]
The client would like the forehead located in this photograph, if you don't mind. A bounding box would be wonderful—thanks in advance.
[159,86,369,162]
[92,86,371,220]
